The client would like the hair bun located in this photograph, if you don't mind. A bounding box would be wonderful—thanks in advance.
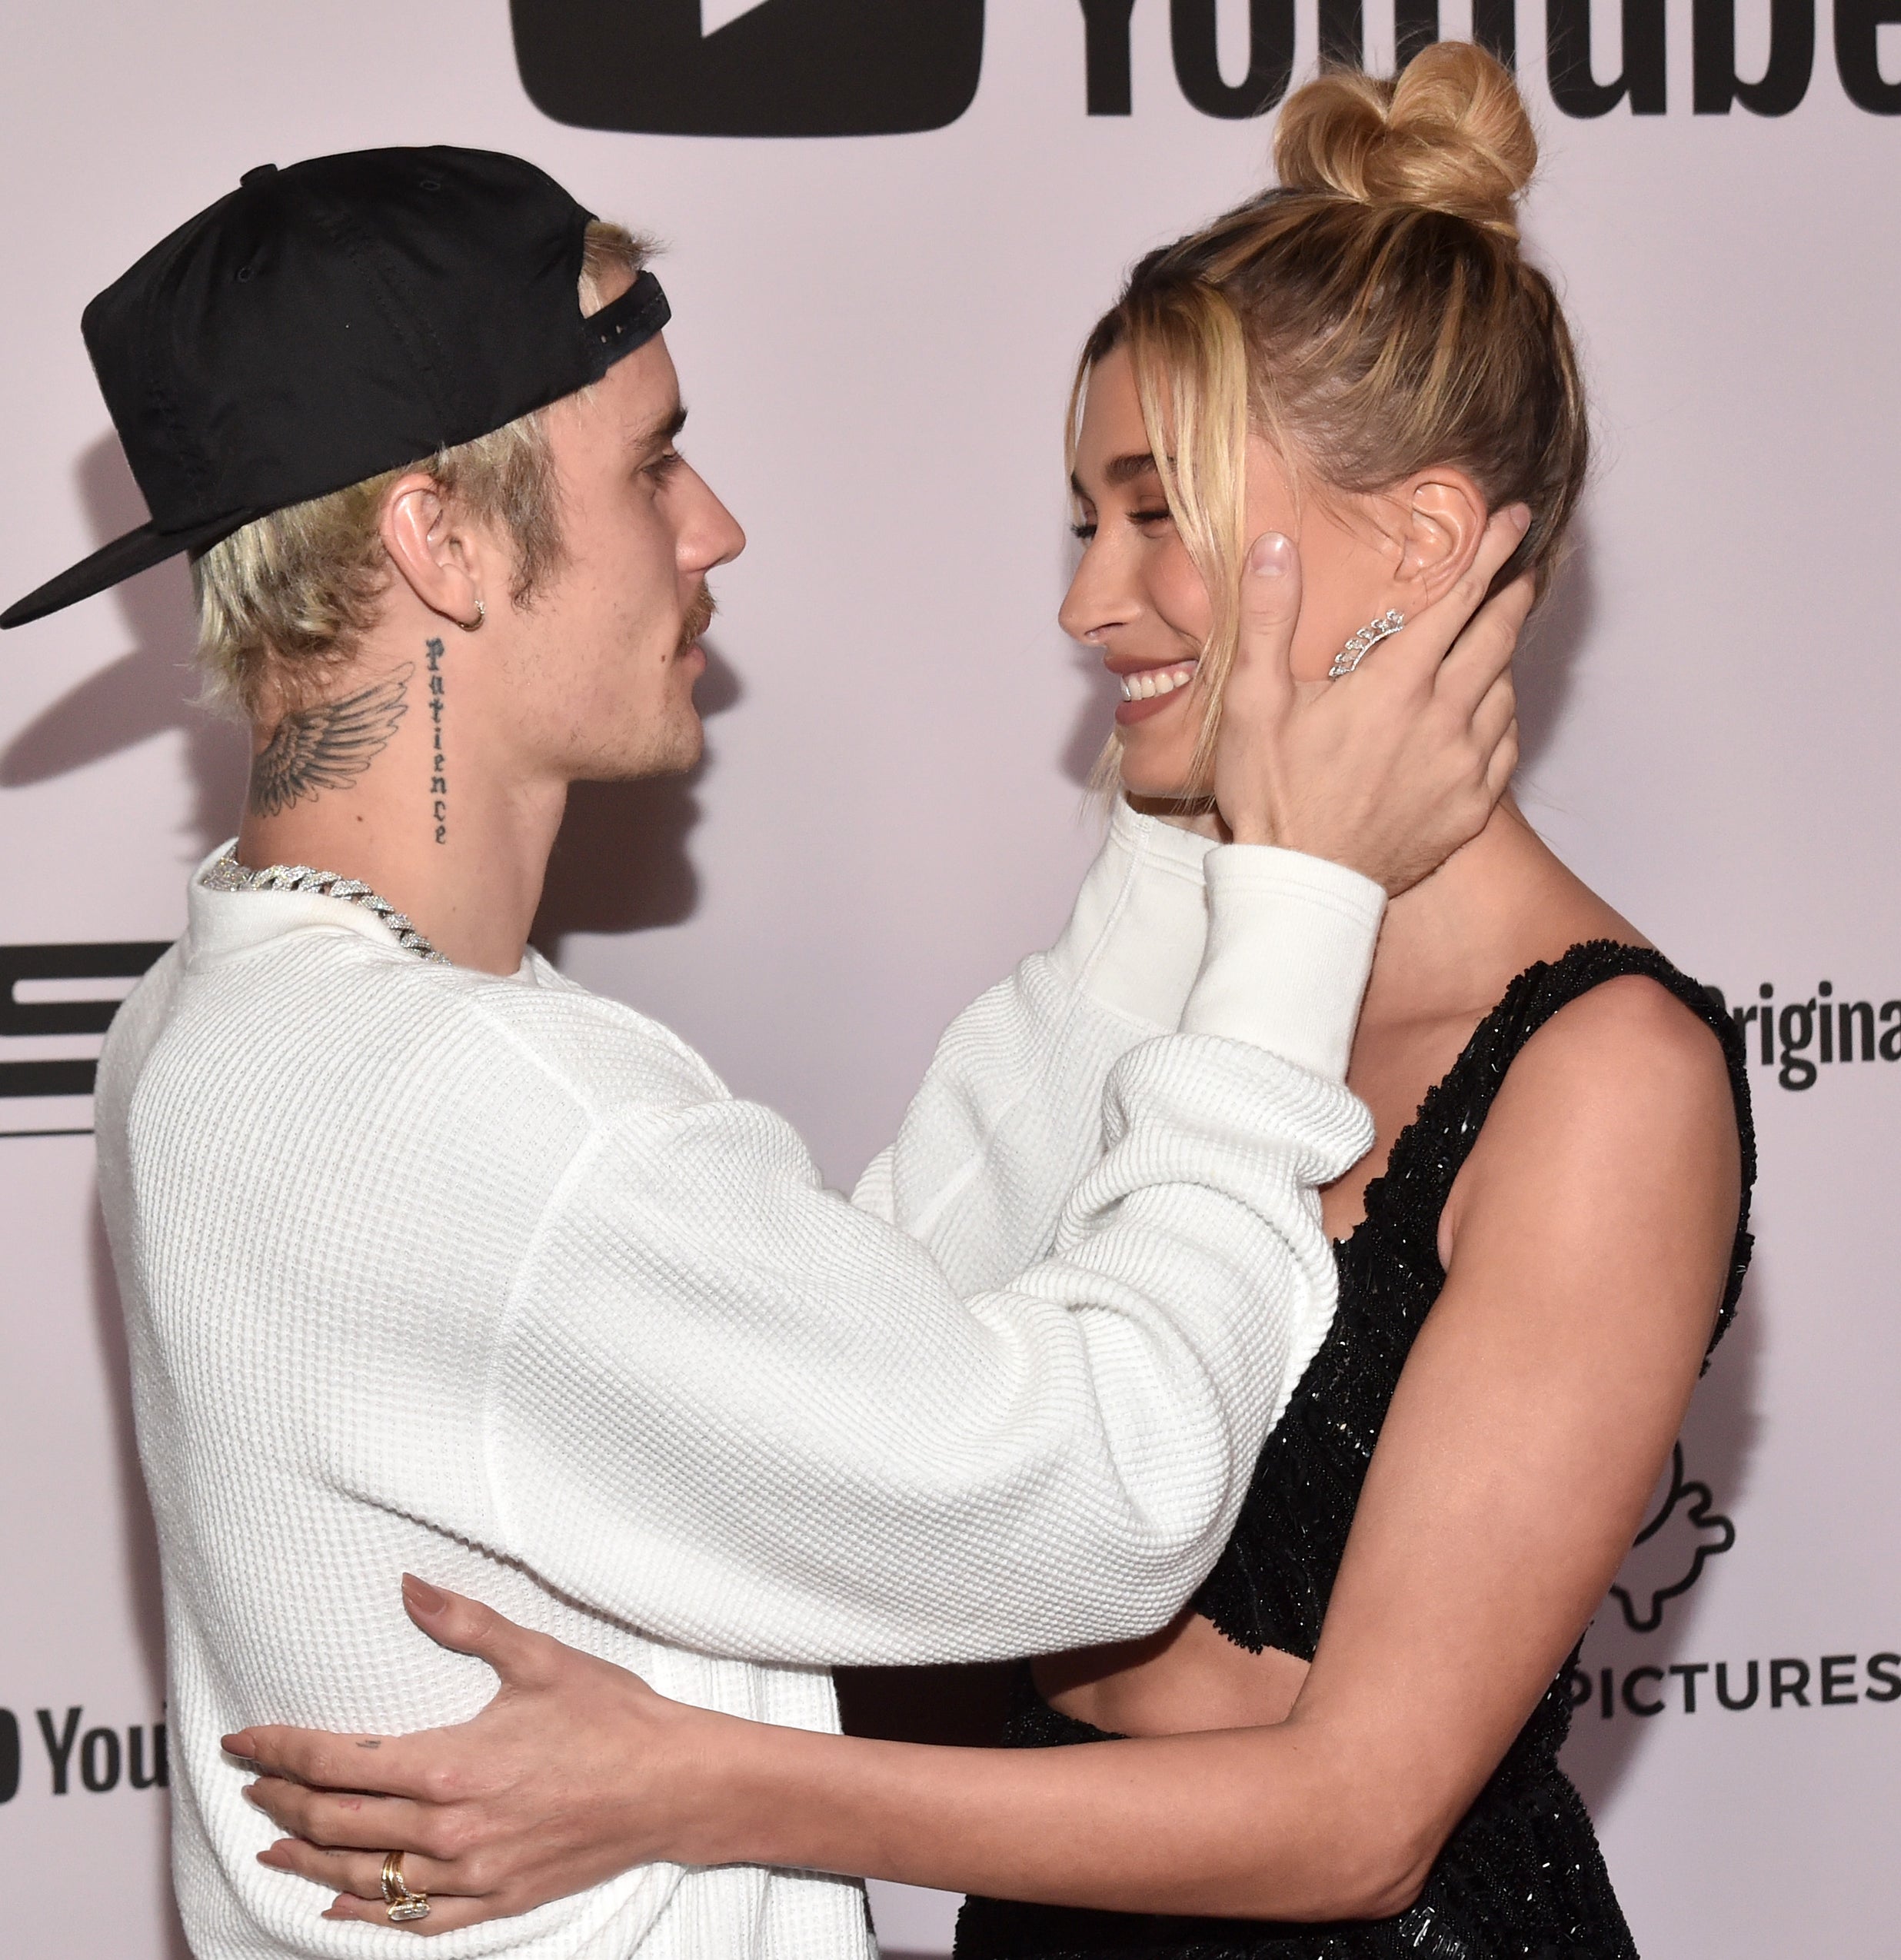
[1273,42,1536,239]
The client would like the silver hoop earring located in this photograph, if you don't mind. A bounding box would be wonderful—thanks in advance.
[457,597,485,634]
[1328,608,1404,681]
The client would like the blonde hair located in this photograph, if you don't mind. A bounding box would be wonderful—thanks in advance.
[1072,42,1587,790]
[192,221,651,722]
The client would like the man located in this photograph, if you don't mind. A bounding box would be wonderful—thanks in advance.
[3,148,1519,1958]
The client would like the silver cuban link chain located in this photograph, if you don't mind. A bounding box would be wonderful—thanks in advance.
[200,853,449,963]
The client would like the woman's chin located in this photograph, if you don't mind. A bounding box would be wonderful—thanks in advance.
[1122,778,1196,805]
[1117,747,1200,804]
[1113,704,1202,804]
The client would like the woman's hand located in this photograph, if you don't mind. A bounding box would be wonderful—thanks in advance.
[1214,506,1533,894]
[225,1576,723,1934]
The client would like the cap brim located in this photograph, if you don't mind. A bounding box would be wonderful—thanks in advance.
[2,507,262,631]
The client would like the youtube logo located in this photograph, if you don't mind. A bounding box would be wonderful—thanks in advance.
[511,0,987,138]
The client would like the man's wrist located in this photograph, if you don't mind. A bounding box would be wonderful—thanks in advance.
[1179,845,1385,1080]
[1048,798,1216,1027]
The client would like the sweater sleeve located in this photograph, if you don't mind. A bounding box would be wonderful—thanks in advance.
[486,852,1384,1669]
[851,800,1220,1293]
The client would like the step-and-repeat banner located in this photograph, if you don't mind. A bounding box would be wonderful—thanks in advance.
[2,5,1896,1955]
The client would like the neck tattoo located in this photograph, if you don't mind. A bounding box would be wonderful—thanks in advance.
[426,636,448,845]
[248,665,412,818]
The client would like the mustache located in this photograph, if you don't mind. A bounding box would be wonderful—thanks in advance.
[678,584,716,652]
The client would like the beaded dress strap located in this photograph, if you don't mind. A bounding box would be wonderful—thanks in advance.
[1353,940,1756,1357]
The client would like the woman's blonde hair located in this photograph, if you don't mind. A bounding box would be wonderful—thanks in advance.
[192,221,651,722]
[1071,42,1587,790]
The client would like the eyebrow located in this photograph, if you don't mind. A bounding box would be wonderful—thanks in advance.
[1069,451,1161,498]
[635,401,689,454]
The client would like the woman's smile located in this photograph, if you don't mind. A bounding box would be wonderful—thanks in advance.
[1108,654,1200,725]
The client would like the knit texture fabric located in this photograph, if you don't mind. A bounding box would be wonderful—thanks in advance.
[95,804,1380,1960]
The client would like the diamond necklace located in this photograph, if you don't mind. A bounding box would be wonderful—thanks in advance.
[200,852,450,963]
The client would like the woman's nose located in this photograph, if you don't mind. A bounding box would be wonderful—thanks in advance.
[1059,550,1134,646]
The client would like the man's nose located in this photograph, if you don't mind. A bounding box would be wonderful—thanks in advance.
[683,469,746,572]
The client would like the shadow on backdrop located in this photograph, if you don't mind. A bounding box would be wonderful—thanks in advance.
[1513,524,1593,781]
[1,434,248,850]
[1061,639,1117,791]
[531,641,740,957]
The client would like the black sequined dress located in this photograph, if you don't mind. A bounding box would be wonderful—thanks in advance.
[956,942,1756,1960]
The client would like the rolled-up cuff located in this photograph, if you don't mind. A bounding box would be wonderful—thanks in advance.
[1047,800,1217,1030]
[1180,846,1385,1080]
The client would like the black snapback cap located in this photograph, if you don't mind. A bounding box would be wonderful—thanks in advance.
[2,145,670,631]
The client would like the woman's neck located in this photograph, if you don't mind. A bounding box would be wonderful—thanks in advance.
[1358,796,1636,1033]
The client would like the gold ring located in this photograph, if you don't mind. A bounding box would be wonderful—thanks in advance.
[381,1851,431,1924]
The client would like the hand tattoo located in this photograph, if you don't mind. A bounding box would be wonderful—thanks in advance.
[249,667,412,818]
[425,637,448,845]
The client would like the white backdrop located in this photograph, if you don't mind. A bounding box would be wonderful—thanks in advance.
[2,4,1899,1956]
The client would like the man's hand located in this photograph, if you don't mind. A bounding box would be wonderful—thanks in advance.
[225,1576,716,1935]
[1214,505,1533,894]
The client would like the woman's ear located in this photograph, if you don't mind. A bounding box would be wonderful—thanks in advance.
[1395,470,1488,607]
[379,474,486,628]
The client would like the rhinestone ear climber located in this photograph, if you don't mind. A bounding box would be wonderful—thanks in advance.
[1328,609,1406,681]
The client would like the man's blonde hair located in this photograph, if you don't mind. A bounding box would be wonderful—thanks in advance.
[191,221,651,723]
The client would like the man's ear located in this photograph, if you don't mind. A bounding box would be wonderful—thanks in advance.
[379,474,486,630]
[1393,470,1488,607]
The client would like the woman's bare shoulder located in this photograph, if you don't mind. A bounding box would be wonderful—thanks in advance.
[1494,864,1725,1121]
[1501,959,1734,1148]
[1443,951,1741,1278]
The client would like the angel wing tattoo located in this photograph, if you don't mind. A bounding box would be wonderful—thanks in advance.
[248,664,414,818]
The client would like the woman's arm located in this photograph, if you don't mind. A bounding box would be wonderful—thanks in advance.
[694,975,1743,1919]
[237,969,1739,1929]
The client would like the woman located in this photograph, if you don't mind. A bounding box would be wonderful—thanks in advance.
[233,45,1752,1955]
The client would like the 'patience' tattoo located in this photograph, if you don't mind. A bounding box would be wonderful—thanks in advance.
[425,636,448,844]
[248,667,412,819]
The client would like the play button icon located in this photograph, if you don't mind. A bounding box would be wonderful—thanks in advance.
[701,0,774,32]
[513,0,987,138]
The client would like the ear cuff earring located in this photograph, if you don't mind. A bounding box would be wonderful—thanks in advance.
[1328,608,1405,680]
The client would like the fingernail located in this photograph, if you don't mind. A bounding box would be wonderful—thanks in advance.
[1510,504,1531,534]
[221,1732,248,1754]
[242,1783,261,1808]
[403,1572,448,1616]
[1248,533,1293,577]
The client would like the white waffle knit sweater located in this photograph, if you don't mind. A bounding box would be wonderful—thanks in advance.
[95,801,1381,1960]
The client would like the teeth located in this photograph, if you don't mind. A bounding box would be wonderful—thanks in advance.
[1118,661,1199,704]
